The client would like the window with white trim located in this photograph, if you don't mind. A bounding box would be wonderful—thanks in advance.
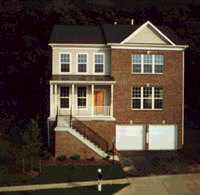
[77,87,87,108]
[132,54,164,74]
[78,54,87,73]
[60,54,70,73]
[94,54,104,73]
[132,86,163,109]
[60,87,70,108]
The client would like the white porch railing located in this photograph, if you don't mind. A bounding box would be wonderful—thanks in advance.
[94,106,111,116]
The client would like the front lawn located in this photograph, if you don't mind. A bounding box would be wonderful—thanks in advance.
[0,137,126,187]
[3,184,129,195]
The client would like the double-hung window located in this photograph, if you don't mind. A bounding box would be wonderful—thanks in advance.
[132,54,164,74]
[60,87,70,109]
[78,54,87,73]
[132,86,163,109]
[77,87,87,108]
[60,53,70,73]
[94,54,104,73]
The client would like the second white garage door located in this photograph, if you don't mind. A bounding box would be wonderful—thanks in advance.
[116,125,146,150]
[149,125,178,150]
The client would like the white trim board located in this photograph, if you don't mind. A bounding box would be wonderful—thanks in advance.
[50,81,116,84]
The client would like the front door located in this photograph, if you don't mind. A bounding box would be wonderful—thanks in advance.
[94,91,104,115]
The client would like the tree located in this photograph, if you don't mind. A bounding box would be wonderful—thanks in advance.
[21,118,43,173]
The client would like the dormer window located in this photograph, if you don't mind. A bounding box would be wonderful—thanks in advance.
[60,53,71,73]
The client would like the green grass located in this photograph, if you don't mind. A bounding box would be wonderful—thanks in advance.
[0,137,126,187]
[3,184,129,195]
[0,164,126,186]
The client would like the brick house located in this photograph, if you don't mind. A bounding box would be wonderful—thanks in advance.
[48,21,188,160]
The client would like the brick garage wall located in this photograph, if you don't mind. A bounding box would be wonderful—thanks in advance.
[54,130,102,159]
[72,120,116,150]
[111,49,184,149]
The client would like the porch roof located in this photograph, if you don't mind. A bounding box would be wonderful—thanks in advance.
[50,75,116,84]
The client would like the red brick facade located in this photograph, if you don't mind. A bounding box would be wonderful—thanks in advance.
[55,130,102,159]
[50,49,184,158]
[111,49,183,149]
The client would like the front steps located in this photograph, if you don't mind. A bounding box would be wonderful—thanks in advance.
[56,116,119,161]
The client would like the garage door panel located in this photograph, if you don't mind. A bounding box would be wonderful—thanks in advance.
[149,125,177,150]
[116,125,146,150]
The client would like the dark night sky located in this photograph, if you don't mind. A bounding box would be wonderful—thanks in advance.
[0,0,199,128]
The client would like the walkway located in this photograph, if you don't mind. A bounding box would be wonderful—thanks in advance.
[0,178,129,192]
[1,173,200,194]
[115,173,200,195]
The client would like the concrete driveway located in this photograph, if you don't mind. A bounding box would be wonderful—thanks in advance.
[118,150,200,177]
[115,173,200,195]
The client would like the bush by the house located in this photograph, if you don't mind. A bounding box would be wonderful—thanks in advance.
[41,150,52,160]
[71,154,80,160]
[88,156,95,161]
[56,155,67,161]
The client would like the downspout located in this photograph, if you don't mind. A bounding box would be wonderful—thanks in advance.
[47,118,50,149]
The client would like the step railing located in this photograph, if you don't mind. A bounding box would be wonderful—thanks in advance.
[72,118,109,152]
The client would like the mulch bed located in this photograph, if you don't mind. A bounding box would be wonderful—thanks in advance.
[42,157,112,166]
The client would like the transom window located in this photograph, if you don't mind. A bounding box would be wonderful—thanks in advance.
[132,54,164,74]
[60,53,70,73]
[132,86,163,109]
[60,87,70,108]
[77,87,87,108]
[94,54,104,73]
[78,54,87,73]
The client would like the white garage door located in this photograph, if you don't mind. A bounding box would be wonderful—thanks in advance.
[149,125,178,150]
[116,125,146,150]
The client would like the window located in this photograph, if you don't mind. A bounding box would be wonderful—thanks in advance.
[132,54,164,74]
[60,53,70,73]
[94,54,104,73]
[155,55,164,73]
[78,54,87,73]
[154,87,163,109]
[60,87,70,108]
[132,87,163,109]
[132,87,141,109]
[77,87,87,108]
[143,87,152,109]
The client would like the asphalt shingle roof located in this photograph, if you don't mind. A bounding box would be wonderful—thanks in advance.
[49,23,185,45]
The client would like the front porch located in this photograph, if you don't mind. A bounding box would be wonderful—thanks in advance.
[50,81,114,119]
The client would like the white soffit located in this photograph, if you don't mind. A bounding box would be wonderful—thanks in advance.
[121,21,176,46]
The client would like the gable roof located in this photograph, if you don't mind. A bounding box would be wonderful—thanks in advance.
[49,22,185,45]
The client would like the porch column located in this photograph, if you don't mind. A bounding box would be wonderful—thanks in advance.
[111,84,114,117]
[72,84,74,115]
[50,83,53,117]
[54,84,57,116]
[91,84,94,117]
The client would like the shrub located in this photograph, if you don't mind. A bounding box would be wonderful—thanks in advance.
[103,155,110,160]
[41,150,52,160]
[57,155,67,161]
[71,154,80,160]
[88,157,95,161]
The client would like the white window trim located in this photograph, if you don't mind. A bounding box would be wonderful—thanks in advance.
[132,54,164,74]
[59,52,72,74]
[59,86,71,110]
[76,53,88,74]
[93,53,105,75]
[76,86,88,110]
[131,86,163,110]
